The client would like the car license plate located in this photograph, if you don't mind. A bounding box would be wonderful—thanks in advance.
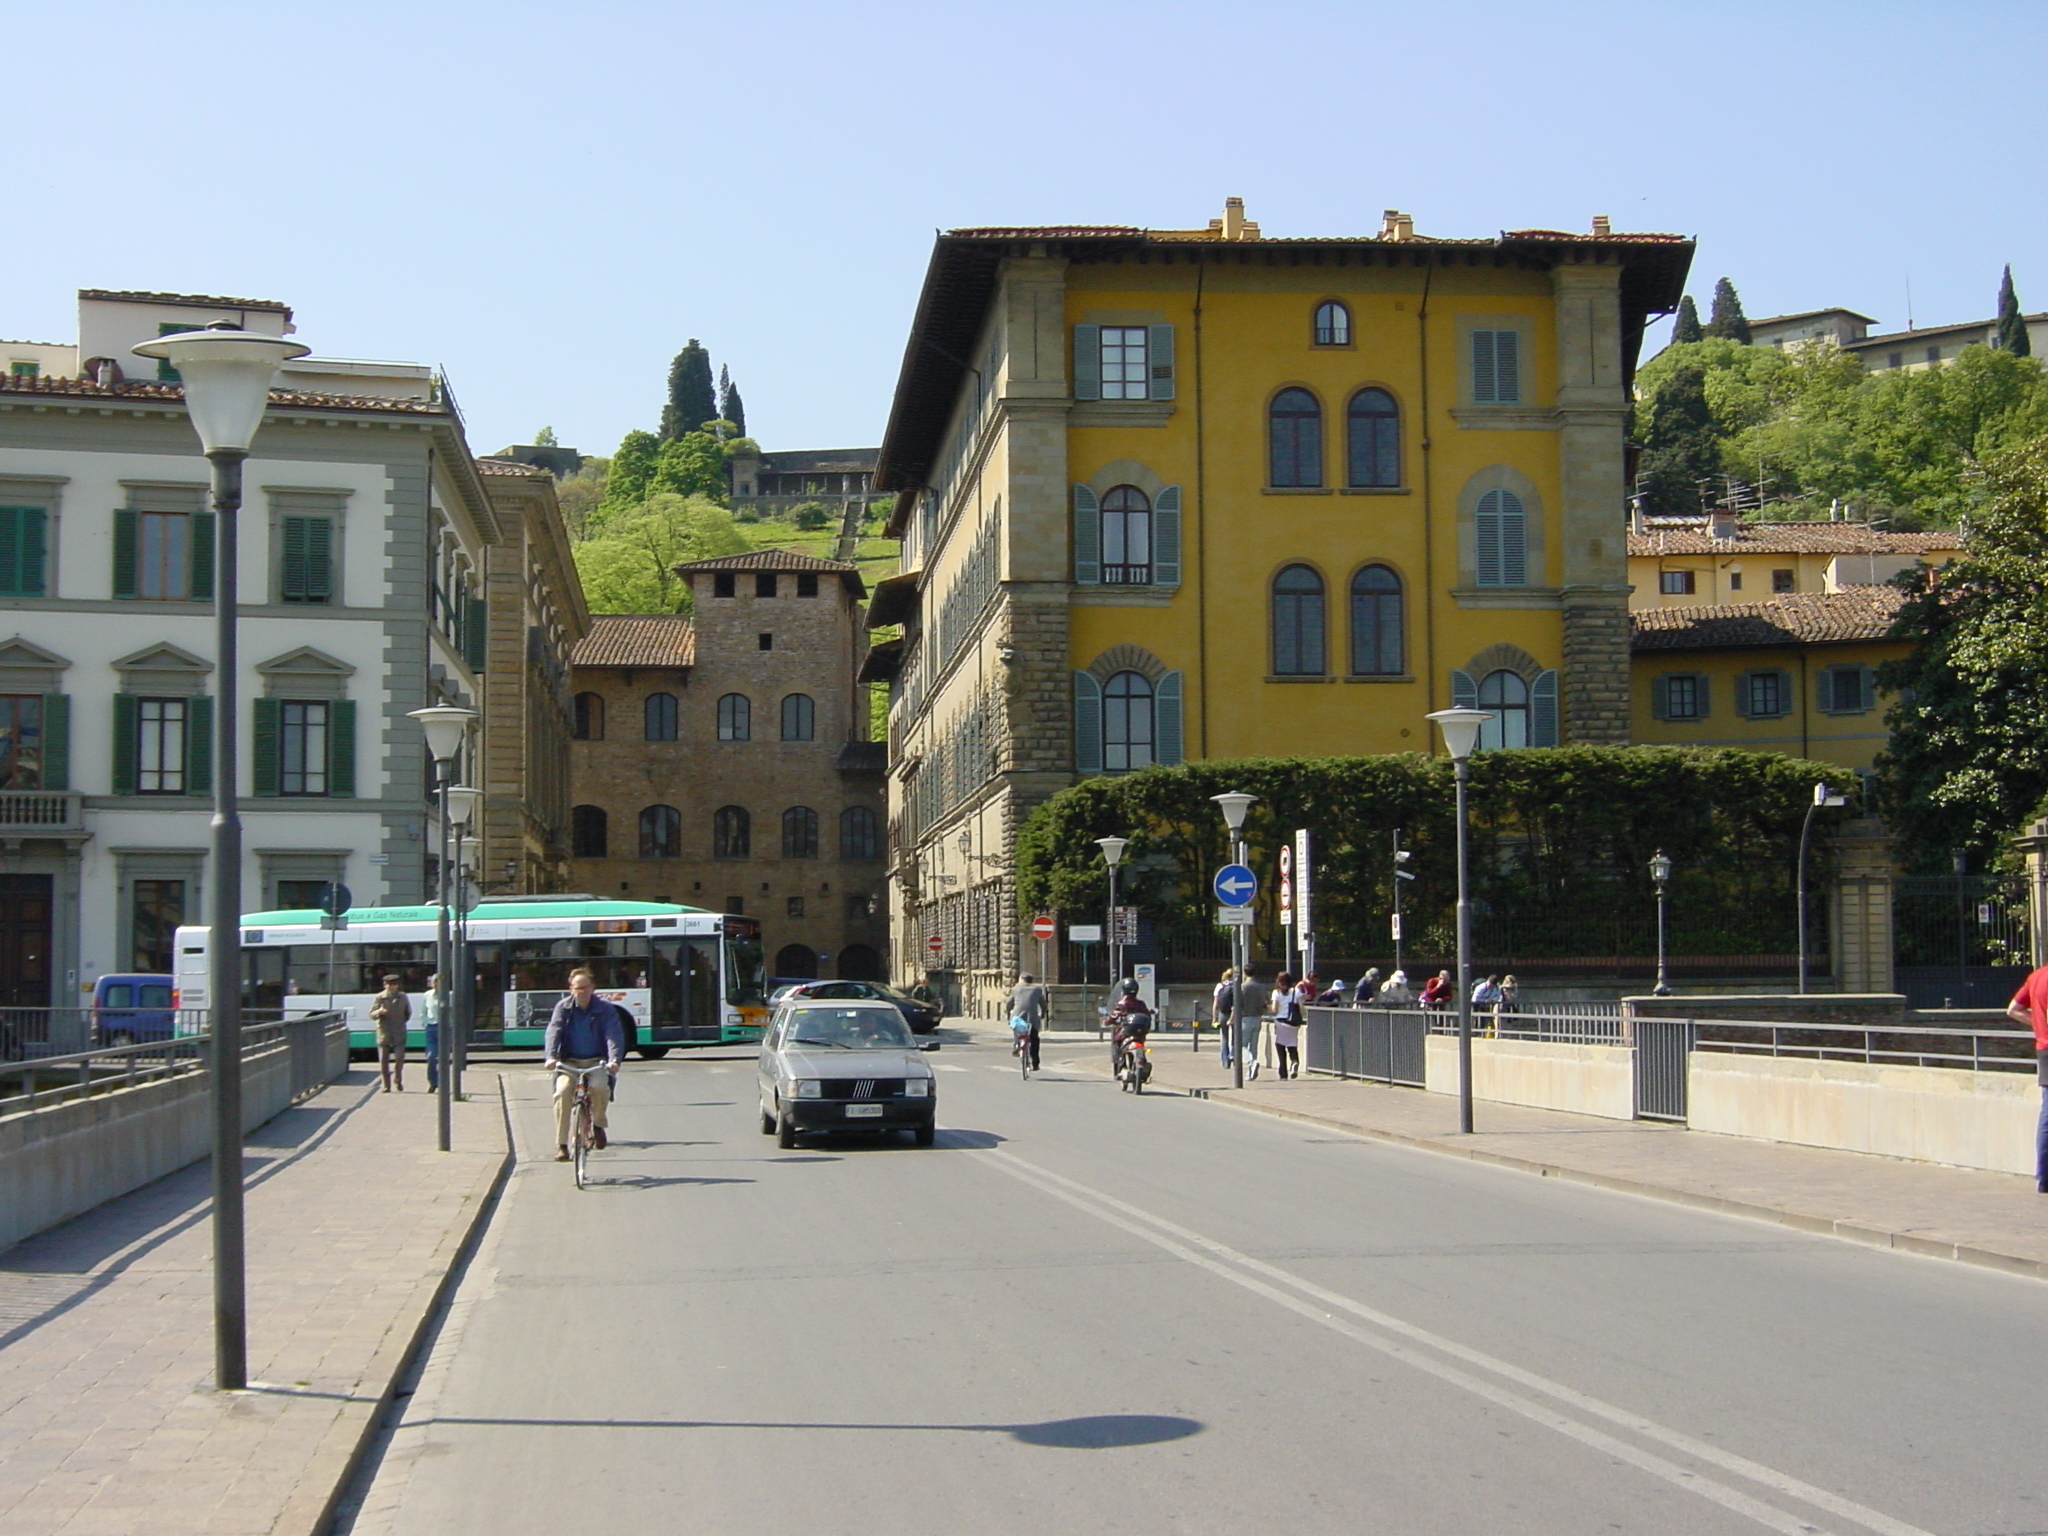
[845,1103,884,1118]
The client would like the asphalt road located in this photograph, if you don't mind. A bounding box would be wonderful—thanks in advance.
[341,1029,2048,1535]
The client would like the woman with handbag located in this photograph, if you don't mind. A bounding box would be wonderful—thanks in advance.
[1269,970,1304,1079]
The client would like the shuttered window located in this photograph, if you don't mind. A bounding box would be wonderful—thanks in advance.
[1477,671,1531,750]
[1475,489,1528,586]
[1818,666,1875,714]
[279,701,329,795]
[280,516,333,603]
[1099,327,1150,400]
[1653,673,1709,721]
[136,698,187,794]
[1472,329,1521,403]
[1737,670,1792,719]
[1102,671,1155,772]
[0,506,48,595]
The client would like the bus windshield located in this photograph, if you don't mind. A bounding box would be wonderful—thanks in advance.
[724,930,765,1006]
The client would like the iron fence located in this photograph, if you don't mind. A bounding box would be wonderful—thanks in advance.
[0,1013,347,1118]
[1894,874,2032,1007]
[1302,1007,1426,1086]
[1672,1014,2036,1074]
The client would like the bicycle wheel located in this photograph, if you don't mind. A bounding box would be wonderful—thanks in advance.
[574,1095,591,1188]
[1018,1037,1029,1079]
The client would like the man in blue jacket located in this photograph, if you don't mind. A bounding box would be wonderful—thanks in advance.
[544,968,626,1162]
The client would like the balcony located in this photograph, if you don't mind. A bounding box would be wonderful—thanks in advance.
[0,792,86,836]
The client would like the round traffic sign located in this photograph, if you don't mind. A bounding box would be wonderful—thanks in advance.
[926,933,944,956]
[1031,914,1057,941]
[1213,864,1259,907]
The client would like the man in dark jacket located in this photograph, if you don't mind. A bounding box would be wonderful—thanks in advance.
[544,968,626,1162]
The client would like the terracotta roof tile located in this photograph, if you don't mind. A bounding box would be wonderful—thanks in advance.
[675,548,860,574]
[0,372,444,415]
[475,456,553,478]
[570,615,695,669]
[1627,523,1961,557]
[79,287,291,314]
[1631,588,1909,651]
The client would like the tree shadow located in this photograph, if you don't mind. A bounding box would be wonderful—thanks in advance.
[597,1175,757,1189]
[433,1412,1202,1449]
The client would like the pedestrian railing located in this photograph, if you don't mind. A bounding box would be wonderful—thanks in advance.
[1302,1007,1428,1087]
[1422,1008,1630,1046]
[0,1012,347,1119]
[1657,1014,2037,1074]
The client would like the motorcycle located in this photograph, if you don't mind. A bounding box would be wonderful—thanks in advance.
[1116,1032,1151,1094]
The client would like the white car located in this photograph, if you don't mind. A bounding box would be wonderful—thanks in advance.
[758,1000,940,1148]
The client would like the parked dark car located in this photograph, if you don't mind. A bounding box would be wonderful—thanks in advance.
[774,979,943,1035]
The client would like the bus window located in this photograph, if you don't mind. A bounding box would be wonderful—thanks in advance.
[724,930,765,1006]
[241,948,288,1013]
[290,942,362,999]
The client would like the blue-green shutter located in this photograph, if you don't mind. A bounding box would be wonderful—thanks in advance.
[1860,666,1877,711]
[1147,324,1176,401]
[1532,669,1559,747]
[306,516,333,601]
[1733,670,1753,718]
[1072,485,1100,584]
[1072,324,1102,401]
[1073,672,1103,773]
[185,696,213,796]
[280,516,306,599]
[1153,486,1182,586]
[0,507,45,596]
[1473,329,1521,404]
[188,513,215,602]
[112,510,139,599]
[252,697,281,796]
[40,694,68,790]
[1651,674,1669,721]
[464,596,488,672]
[1155,671,1184,764]
[1692,674,1712,720]
[328,699,356,797]
[154,322,187,382]
[111,695,138,795]
[1450,669,1477,711]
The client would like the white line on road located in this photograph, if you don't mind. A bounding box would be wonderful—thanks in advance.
[975,1147,1932,1536]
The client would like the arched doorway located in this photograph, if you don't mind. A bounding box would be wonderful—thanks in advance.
[775,943,818,980]
[838,943,885,981]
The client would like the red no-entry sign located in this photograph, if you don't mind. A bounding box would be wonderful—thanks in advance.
[1031,913,1057,942]
[926,934,944,956]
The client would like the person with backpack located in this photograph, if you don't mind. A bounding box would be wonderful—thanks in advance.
[1211,968,1238,1067]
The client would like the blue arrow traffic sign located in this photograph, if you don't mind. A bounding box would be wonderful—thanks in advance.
[1213,864,1259,906]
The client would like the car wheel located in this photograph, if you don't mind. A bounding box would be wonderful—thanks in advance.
[776,1101,798,1149]
[107,1030,136,1049]
[759,1101,775,1135]
[637,1046,670,1060]
[913,1123,936,1148]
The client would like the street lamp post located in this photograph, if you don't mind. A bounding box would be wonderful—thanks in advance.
[131,323,308,1393]
[1649,850,1674,997]
[1796,783,1847,994]
[410,706,476,1152]
[446,788,482,1096]
[1212,793,1256,1090]
[1096,836,1129,994]
[1426,708,1491,1136]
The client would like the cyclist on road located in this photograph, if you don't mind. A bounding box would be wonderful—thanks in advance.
[543,968,626,1163]
[1007,971,1048,1072]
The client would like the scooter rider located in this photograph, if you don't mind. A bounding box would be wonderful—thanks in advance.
[1106,979,1153,1080]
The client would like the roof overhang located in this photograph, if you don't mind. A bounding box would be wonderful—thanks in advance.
[865,569,922,629]
[857,636,904,683]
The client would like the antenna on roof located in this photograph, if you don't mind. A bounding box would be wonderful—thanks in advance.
[1905,269,1914,332]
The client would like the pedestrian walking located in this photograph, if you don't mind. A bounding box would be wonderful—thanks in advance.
[1270,971,1305,1079]
[1007,971,1048,1072]
[1376,969,1413,1007]
[2005,964,2048,1193]
[421,973,442,1091]
[1212,968,1238,1067]
[1233,966,1266,1079]
[368,974,411,1092]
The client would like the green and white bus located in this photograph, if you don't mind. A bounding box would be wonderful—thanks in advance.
[172,897,768,1056]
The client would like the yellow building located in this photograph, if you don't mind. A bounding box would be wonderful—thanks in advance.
[1627,519,1960,609]
[1630,587,1909,778]
[868,201,1692,1005]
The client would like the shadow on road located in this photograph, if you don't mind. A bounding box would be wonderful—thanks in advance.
[433,1412,1203,1449]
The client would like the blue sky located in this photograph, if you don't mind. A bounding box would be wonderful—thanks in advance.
[7,1,2042,460]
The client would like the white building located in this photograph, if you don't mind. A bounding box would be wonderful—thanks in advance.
[0,289,501,1005]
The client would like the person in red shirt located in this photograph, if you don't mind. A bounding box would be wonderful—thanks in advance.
[2003,965,2048,1193]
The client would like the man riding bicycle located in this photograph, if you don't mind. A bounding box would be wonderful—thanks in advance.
[543,968,626,1163]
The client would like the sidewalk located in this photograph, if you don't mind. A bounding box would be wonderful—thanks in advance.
[1033,1027,2048,1280]
[0,1069,509,1536]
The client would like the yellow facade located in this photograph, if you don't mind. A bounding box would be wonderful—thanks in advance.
[1630,640,1909,775]
[1626,527,1960,611]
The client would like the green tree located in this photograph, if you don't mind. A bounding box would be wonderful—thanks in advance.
[661,340,718,441]
[718,365,747,436]
[649,432,731,502]
[599,430,662,517]
[571,492,749,613]
[553,456,609,537]
[791,501,833,530]
[1671,295,1702,345]
[1995,265,2031,357]
[1875,441,2048,865]
[1634,361,1722,514]
[533,425,558,447]
[1704,277,1751,344]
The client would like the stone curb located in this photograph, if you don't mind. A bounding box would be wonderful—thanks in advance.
[297,1078,517,1536]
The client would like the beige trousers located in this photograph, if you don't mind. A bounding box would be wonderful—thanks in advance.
[553,1060,612,1147]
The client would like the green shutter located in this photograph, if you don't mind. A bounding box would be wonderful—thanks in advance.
[111,694,138,795]
[40,694,68,791]
[1072,324,1101,401]
[1693,674,1712,720]
[1073,672,1103,773]
[188,512,215,602]
[252,697,281,796]
[155,322,187,382]
[1532,669,1559,747]
[1451,669,1478,711]
[1155,670,1184,765]
[1072,485,1100,584]
[112,510,139,599]
[280,516,312,600]
[1651,674,1669,720]
[305,516,332,602]
[464,596,488,672]
[185,696,213,796]
[1861,666,1877,712]
[328,699,356,797]
[1153,486,1182,586]
[0,506,44,596]
[1147,323,1176,401]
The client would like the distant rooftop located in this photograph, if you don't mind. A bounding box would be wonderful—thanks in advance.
[1631,587,1908,651]
[80,288,292,317]
[0,371,443,415]
[571,615,695,669]
[1627,522,1960,557]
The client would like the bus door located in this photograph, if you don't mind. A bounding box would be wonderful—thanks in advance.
[240,947,288,1015]
[651,936,722,1043]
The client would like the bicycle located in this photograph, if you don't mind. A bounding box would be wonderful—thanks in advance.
[552,1060,610,1188]
[1010,1017,1033,1078]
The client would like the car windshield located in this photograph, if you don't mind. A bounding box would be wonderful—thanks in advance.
[784,1008,915,1050]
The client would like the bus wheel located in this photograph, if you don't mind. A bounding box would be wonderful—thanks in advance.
[636,1046,670,1060]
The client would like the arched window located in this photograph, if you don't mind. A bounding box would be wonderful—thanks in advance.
[838,943,885,980]
[1100,485,1152,585]
[643,692,677,742]
[1313,301,1351,346]
[638,804,681,859]
[570,804,607,859]
[776,943,819,980]
[716,692,750,741]
[1269,388,1323,488]
[840,804,879,860]
[1475,488,1528,587]
[1477,671,1531,751]
[780,693,815,742]
[1103,671,1154,772]
[572,692,603,741]
[1349,566,1403,676]
[1271,564,1326,676]
[1347,389,1400,488]
[782,805,820,859]
[713,805,750,858]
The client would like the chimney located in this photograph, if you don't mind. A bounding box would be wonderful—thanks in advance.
[1380,209,1415,242]
[1709,511,1741,542]
[1591,215,1611,237]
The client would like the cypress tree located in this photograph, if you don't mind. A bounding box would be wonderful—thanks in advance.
[1994,266,2031,356]
[718,365,747,436]
[660,340,718,440]
[1634,362,1720,515]
[1671,295,1702,345]
[1704,278,1751,344]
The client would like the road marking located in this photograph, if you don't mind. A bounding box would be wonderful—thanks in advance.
[976,1148,1932,1536]
[933,1064,969,1073]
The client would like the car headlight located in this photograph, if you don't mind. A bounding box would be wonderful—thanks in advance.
[904,1078,930,1098]
[791,1079,823,1099]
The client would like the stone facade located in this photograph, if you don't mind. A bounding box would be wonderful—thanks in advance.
[567,551,887,980]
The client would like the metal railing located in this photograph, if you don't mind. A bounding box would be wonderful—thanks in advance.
[1423,1007,1630,1046]
[0,1012,346,1118]
[1302,1007,1427,1087]
[1662,1014,2038,1074]
[1,1006,211,1060]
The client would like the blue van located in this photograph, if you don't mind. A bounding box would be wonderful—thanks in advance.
[93,974,177,1046]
